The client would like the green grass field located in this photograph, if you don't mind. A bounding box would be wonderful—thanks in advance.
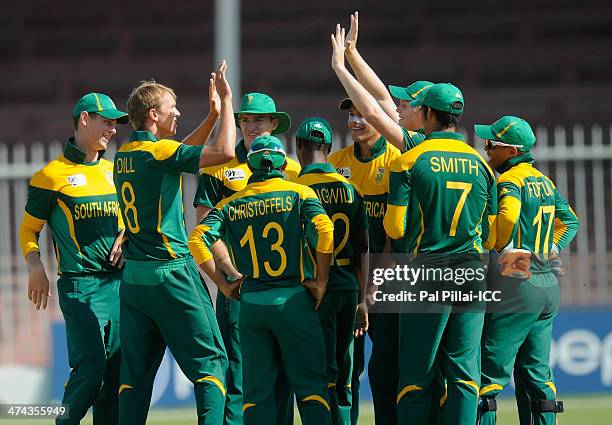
[38,394,606,424]
[1,395,609,424]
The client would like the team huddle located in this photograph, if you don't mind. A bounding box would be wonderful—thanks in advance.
[19,12,580,425]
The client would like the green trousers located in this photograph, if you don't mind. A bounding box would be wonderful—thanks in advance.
[479,273,560,425]
[216,293,242,425]
[397,260,486,425]
[318,291,357,425]
[119,256,228,425]
[239,287,331,425]
[56,271,121,425]
[216,291,295,425]
[368,312,399,425]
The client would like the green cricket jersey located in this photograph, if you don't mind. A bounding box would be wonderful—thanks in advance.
[189,170,334,293]
[113,130,204,261]
[494,153,579,272]
[297,162,368,292]
[193,140,301,208]
[384,132,497,255]
[329,137,401,254]
[20,138,123,274]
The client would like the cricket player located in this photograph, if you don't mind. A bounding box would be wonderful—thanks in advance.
[333,17,439,423]
[383,83,497,425]
[193,92,301,425]
[189,135,334,425]
[295,117,370,425]
[114,62,235,425]
[19,92,128,424]
[475,116,579,425]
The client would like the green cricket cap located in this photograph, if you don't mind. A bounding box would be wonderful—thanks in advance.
[247,135,287,170]
[410,83,464,115]
[388,80,434,101]
[234,92,291,135]
[72,93,128,124]
[295,117,333,146]
[474,116,536,151]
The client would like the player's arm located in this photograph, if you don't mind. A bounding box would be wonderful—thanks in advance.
[494,180,521,251]
[199,60,236,168]
[383,159,412,240]
[344,11,399,121]
[331,24,405,151]
[189,208,241,299]
[481,172,498,251]
[196,204,240,279]
[19,172,56,310]
[552,188,580,251]
[350,187,370,336]
[182,72,221,146]
[300,189,334,309]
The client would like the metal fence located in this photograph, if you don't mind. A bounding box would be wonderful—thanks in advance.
[1,123,611,367]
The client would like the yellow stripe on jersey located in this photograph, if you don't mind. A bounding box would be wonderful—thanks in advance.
[390,139,494,178]
[30,157,117,197]
[397,385,423,404]
[483,214,497,251]
[479,384,503,396]
[495,196,521,251]
[57,198,81,254]
[19,212,46,256]
[311,213,334,253]
[497,162,547,188]
[216,178,318,210]
[413,204,425,256]
[553,217,567,246]
[117,139,182,162]
[296,172,352,187]
[158,197,177,259]
[188,224,213,265]
[196,375,226,397]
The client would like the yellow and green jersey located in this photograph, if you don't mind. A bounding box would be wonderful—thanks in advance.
[494,153,579,272]
[297,162,368,292]
[113,130,205,261]
[189,170,334,293]
[193,139,301,208]
[384,132,497,255]
[329,136,402,253]
[19,138,123,275]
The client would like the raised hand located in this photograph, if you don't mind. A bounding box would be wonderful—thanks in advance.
[215,60,232,100]
[209,72,221,116]
[330,24,347,71]
[345,11,359,55]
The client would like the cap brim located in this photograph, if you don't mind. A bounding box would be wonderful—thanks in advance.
[338,98,353,111]
[388,85,412,100]
[409,97,424,107]
[98,109,129,124]
[234,111,291,134]
[474,124,496,141]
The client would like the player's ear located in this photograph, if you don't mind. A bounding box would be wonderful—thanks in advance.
[280,160,288,171]
[147,108,158,123]
[79,111,89,128]
[271,117,279,131]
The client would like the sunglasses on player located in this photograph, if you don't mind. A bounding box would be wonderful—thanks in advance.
[484,139,522,150]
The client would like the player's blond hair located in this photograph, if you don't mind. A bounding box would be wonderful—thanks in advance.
[127,80,176,130]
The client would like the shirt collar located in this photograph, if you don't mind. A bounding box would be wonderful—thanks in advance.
[353,136,387,162]
[496,152,535,174]
[425,131,465,142]
[129,130,159,142]
[298,162,337,176]
[63,137,102,165]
